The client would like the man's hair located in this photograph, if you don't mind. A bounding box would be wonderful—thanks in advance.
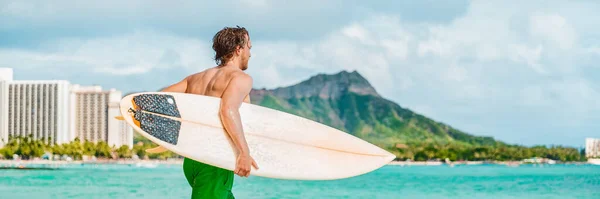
[212,26,249,66]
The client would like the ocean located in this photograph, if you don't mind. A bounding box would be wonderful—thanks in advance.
[1,163,599,199]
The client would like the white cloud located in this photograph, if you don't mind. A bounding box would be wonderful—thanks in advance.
[341,24,375,46]
[586,47,600,55]
[247,0,599,145]
[444,65,468,82]
[247,15,408,97]
[93,67,149,76]
[530,13,577,50]
[519,78,600,125]
[0,30,214,76]
[1,0,599,146]
[240,0,270,8]
[511,44,544,74]
[417,38,445,58]
[0,0,360,42]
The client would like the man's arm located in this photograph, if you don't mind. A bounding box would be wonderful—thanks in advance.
[160,77,188,92]
[220,73,258,177]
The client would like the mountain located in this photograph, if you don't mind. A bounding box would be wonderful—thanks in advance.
[250,70,503,151]
[128,70,584,161]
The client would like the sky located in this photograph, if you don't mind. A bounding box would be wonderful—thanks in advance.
[1,0,599,147]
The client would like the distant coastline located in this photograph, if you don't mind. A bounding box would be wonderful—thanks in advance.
[0,159,183,169]
[388,159,594,166]
[2,159,596,170]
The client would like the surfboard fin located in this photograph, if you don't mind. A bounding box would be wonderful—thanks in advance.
[146,146,168,153]
[114,116,125,120]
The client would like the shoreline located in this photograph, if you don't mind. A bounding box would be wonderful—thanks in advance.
[0,159,184,169]
[0,159,185,164]
[1,159,595,169]
[388,160,594,166]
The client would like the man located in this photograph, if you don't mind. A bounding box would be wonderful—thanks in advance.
[146,26,258,199]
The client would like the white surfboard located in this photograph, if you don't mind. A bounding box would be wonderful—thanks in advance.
[118,92,395,180]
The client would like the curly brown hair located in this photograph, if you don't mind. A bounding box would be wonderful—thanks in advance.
[212,26,249,66]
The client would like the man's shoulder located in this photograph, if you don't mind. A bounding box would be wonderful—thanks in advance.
[228,71,253,89]
[223,69,251,82]
[199,67,218,74]
[231,71,252,80]
[187,67,217,78]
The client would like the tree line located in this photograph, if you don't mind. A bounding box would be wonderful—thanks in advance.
[0,134,180,161]
[388,141,586,162]
[0,134,588,162]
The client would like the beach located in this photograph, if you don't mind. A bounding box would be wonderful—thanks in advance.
[2,158,595,171]
[0,159,183,170]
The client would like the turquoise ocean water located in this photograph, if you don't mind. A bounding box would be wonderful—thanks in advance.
[1,164,599,199]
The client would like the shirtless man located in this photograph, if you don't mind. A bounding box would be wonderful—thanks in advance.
[146,26,258,199]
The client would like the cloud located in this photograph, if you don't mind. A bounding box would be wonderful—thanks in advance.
[245,0,600,146]
[511,44,544,73]
[240,0,270,8]
[0,0,472,48]
[529,13,577,50]
[0,30,214,76]
[587,47,600,55]
[0,0,354,43]
[1,0,600,146]
[247,15,413,98]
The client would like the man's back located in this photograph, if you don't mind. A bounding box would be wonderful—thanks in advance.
[185,67,249,102]
[160,67,251,103]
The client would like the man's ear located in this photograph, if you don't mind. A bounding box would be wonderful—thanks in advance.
[235,45,242,55]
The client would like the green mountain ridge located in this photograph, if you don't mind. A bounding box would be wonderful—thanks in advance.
[127,70,583,161]
[250,70,503,150]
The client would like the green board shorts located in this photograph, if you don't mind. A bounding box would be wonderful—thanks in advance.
[183,157,235,199]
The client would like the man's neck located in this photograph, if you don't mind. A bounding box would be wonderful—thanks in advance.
[220,60,242,70]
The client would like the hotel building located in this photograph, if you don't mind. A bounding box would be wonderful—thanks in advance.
[0,68,71,146]
[0,68,133,149]
[70,85,133,149]
[586,138,600,158]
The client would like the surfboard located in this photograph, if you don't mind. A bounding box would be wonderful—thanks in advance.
[117,92,395,180]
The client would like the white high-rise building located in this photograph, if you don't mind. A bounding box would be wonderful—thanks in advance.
[586,138,600,158]
[108,97,134,149]
[0,68,13,142]
[0,68,13,81]
[1,68,133,149]
[70,85,133,149]
[0,81,8,145]
[0,77,71,147]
